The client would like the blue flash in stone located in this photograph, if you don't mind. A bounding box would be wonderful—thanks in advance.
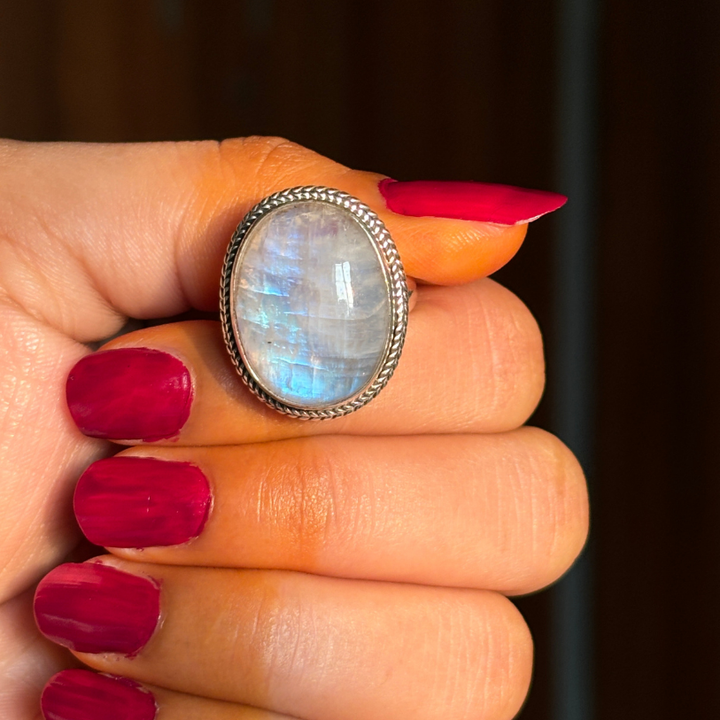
[221,187,408,418]
[230,199,394,410]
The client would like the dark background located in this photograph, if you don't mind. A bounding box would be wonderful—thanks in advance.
[2,1,719,718]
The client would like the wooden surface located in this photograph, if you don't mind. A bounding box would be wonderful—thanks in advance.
[1,0,718,716]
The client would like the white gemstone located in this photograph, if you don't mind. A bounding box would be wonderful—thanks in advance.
[232,201,391,408]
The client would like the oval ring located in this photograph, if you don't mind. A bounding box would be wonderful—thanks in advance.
[220,186,408,419]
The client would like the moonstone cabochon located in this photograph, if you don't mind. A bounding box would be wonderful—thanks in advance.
[230,200,393,409]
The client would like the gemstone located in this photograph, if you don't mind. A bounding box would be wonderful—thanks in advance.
[231,200,392,409]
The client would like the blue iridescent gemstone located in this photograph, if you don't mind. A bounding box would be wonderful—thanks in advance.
[231,201,392,409]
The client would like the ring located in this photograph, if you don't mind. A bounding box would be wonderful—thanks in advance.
[220,186,409,419]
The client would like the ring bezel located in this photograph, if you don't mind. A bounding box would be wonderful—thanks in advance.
[219,186,408,419]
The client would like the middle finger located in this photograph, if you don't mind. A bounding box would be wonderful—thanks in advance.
[72,429,587,596]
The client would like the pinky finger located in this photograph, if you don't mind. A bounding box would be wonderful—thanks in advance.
[41,669,296,720]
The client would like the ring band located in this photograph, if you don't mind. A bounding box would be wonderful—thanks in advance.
[220,186,408,419]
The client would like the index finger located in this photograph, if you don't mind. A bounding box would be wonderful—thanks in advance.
[0,138,550,344]
[65,279,544,444]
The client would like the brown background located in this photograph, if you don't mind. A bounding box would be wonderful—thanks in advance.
[1,0,719,717]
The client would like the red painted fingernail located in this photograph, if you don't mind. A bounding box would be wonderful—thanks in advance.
[34,563,160,656]
[74,456,211,548]
[66,348,193,442]
[41,669,157,720]
[379,178,567,225]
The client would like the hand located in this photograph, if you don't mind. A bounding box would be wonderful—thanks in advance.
[0,138,588,720]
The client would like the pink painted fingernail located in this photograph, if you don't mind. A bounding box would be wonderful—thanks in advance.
[379,178,567,225]
[66,348,193,442]
[74,456,211,548]
[34,563,160,656]
[41,669,157,720]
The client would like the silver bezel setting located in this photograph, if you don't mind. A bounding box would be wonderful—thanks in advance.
[219,186,408,419]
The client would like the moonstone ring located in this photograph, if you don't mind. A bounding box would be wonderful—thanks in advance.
[220,186,409,419]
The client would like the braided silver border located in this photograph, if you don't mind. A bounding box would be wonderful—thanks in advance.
[219,186,408,419]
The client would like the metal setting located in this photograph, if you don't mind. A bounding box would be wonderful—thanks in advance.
[220,186,408,419]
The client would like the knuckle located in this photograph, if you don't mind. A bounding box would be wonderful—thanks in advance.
[451,279,545,429]
[291,441,344,549]
[247,581,532,720]
[244,578,310,682]
[239,136,306,179]
[258,439,366,560]
[426,593,533,720]
[218,136,342,190]
[521,427,590,590]
[492,287,545,427]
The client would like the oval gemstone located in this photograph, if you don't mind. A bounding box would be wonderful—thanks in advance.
[232,201,392,409]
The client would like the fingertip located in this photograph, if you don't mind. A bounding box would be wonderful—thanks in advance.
[390,218,528,285]
[337,171,532,285]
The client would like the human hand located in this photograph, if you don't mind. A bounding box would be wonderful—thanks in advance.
[0,138,588,719]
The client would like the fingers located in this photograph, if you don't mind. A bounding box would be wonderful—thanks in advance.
[0,138,528,342]
[74,429,588,596]
[35,561,533,720]
[65,279,545,443]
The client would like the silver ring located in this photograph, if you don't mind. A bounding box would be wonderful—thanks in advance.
[220,186,408,419]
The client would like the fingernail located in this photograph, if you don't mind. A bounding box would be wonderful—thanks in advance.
[66,348,193,441]
[379,178,567,225]
[75,456,211,548]
[34,563,160,656]
[41,669,157,720]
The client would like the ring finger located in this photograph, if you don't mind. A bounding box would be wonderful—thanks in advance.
[35,560,533,720]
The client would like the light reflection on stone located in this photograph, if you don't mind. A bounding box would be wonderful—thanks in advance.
[232,201,390,408]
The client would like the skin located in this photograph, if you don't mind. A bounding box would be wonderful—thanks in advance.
[0,138,588,720]
[112,431,586,594]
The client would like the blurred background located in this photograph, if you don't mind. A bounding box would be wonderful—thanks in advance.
[1,1,719,718]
